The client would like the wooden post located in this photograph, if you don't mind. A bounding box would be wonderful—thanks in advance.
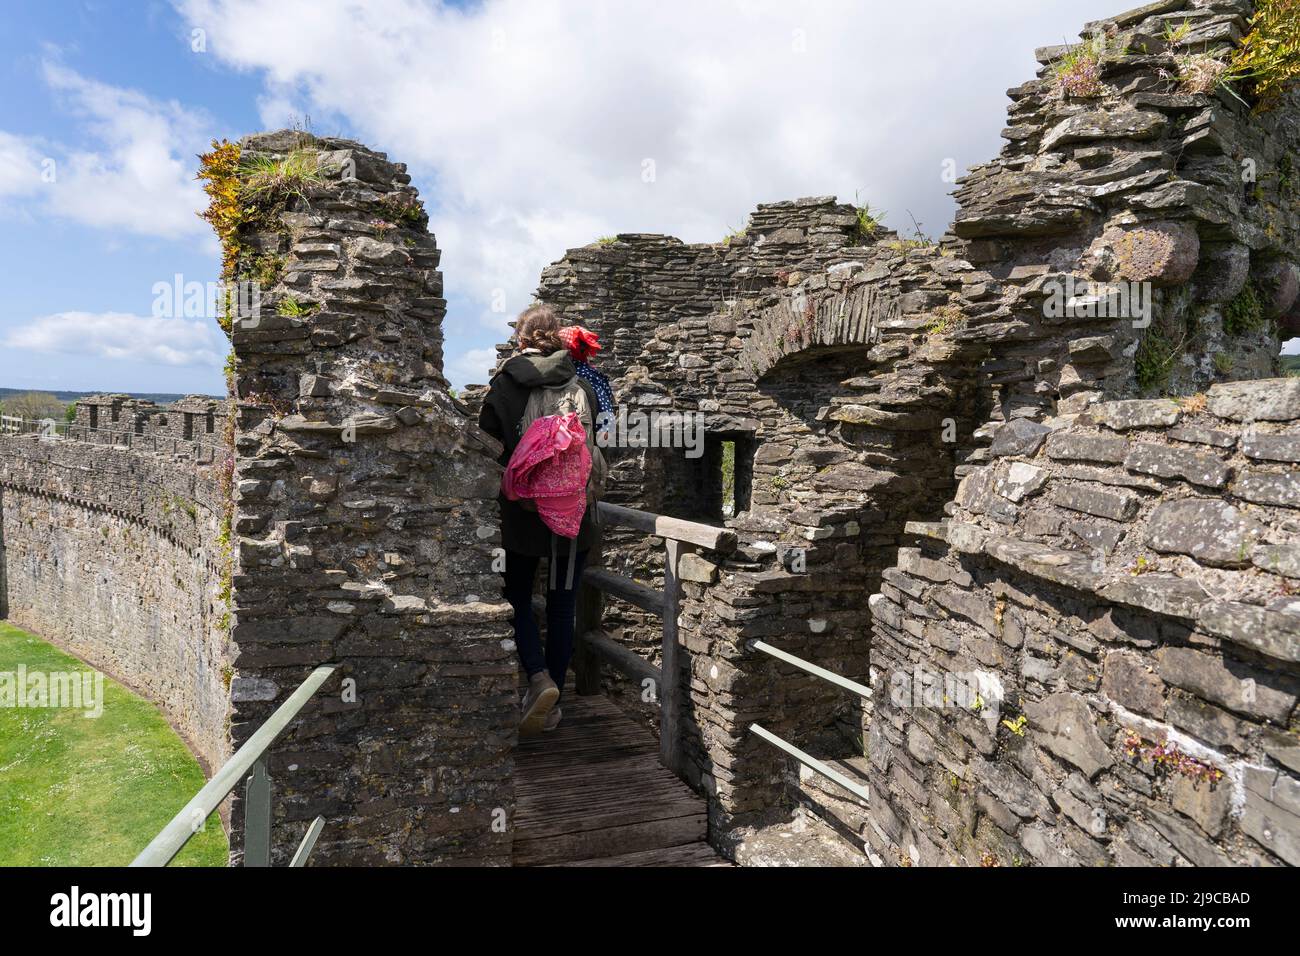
[573,549,605,695]
[660,539,686,776]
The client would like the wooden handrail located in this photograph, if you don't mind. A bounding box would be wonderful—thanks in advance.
[574,502,735,780]
[597,501,736,553]
[582,568,665,617]
[579,629,663,690]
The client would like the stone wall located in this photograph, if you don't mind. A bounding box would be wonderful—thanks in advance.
[950,0,1300,410]
[223,132,514,865]
[0,434,231,772]
[866,381,1300,866]
[856,0,1300,868]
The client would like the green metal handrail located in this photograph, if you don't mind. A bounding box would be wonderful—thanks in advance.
[750,723,871,803]
[131,664,337,868]
[748,642,872,804]
[749,640,872,700]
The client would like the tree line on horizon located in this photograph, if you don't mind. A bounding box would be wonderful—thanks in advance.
[0,392,76,423]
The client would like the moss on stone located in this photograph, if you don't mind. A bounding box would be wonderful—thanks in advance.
[1224,281,1266,335]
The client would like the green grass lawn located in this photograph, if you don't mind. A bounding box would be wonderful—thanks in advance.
[0,621,227,866]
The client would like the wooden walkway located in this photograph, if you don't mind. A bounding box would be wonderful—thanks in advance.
[513,691,728,867]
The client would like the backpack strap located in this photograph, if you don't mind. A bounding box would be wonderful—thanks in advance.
[548,531,579,591]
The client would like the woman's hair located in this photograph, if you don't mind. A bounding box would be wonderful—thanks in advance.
[515,304,564,353]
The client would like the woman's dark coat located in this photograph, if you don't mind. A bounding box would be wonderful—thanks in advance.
[478,350,603,557]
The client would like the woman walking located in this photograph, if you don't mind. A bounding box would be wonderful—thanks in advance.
[479,305,604,735]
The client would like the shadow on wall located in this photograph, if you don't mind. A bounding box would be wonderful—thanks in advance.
[0,485,6,620]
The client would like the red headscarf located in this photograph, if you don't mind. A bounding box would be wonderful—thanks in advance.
[558,325,602,362]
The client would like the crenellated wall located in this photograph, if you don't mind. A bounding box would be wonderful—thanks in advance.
[0,435,232,773]
[70,394,228,463]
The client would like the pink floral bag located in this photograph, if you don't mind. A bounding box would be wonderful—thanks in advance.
[501,411,592,538]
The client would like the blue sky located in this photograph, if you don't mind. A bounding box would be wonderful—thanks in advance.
[0,1,262,393]
[1,0,1292,398]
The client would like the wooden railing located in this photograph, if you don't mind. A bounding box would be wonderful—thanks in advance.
[573,502,736,777]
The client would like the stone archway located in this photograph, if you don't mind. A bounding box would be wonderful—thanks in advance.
[739,279,898,380]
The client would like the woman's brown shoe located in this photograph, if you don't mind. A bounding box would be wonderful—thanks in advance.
[520,672,559,736]
[542,706,562,732]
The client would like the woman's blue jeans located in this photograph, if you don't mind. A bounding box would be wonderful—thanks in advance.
[502,548,589,696]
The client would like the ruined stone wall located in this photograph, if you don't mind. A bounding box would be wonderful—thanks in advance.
[947,0,1300,417]
[0,435,231,772]
[224,132,514,865]
[866,381,1299,866]
[860,0,1300,867]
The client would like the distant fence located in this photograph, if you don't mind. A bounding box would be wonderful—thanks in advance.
[0,415,223,464]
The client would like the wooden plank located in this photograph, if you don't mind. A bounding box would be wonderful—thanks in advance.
[514,814,706,866]
[516,782,671,806]
[553,842,730,867]
[516,783,699,818]
[579,629,662,691]
[513,681,714,867]
[582,567,664,617]
[596,501,736,553]
[514,795,704,839]
[660,540,684,777]
[516,750,672,782]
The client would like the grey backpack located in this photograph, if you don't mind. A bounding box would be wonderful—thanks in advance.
[518,376,608,502]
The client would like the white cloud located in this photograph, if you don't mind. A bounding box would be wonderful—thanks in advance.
[0,62,211,240]
[175,0,1122,385]
[445,346,502,390]
[0,131,50,201]
[5,312,226,368]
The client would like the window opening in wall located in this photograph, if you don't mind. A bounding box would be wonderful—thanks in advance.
[110,405,120,423]
[645,430,754,526]
[205,411,215,434]
[134,416,145,436]
[88,406,98,430]
[183,414,194,441]
[721,440,736,517]
[704,431,754,523]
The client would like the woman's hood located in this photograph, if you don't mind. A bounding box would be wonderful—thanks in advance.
[500,350,575,387]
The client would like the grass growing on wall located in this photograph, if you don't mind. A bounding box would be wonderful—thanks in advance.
[1224,280,1267,335]
[0,622,227,866]
[1135,321,1185,393]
